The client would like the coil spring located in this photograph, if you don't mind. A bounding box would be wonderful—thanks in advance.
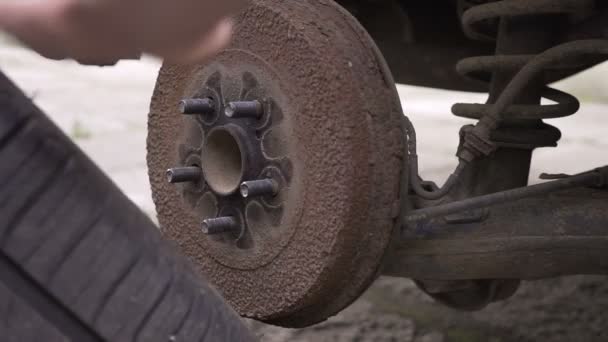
[451,0,593,150]
[406,0,608,199]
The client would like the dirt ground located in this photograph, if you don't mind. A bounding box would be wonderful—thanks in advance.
[247,275,608,342]
[1,40,607,342]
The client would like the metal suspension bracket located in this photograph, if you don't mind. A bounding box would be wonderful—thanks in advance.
[391,0,608,309]
[404,166,608,225]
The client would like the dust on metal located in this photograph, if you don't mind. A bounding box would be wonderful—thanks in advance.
[202,217,239,234]
[179,98,215,115]
[225,101,263,119]
[240,179,278,198]
[166,166,201,184]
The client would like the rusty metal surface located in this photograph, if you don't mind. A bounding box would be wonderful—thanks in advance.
[403,167,607,223]
[147,0,405,327]
[396,0,608,310]
[385,187,608,280]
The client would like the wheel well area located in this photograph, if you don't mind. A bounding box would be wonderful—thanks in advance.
[337,0,493,91]
[338,0,606,92]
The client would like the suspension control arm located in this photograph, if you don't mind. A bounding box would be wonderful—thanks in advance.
[404,166,607,224]
[384,171,608,280]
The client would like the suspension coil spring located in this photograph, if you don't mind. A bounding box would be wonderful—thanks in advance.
[406,0,608,200]
[452,0,593,152]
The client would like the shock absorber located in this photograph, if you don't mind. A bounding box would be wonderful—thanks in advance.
[453,0,587,158]
[408,0,604,201]
[406,1,592,201]
[453,0,584,196]
[411,0,607,310]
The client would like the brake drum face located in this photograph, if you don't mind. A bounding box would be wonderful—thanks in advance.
[147,0,405,327]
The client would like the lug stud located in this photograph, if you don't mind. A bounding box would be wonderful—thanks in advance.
[202,217,239,234]
[166,166,201,183]
[225,100,263,119]
[179,98,215,115]
[240,179,278,198]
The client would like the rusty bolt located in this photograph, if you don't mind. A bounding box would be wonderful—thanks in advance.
[166,166,201,183]
[225,100,263,119]
[179,98,215,115]
[240,179,278,198]
[202,217,239,234]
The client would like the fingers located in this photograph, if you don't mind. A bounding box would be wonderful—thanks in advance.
[0,1,241,64]
[0,2,40,30]
[0,1,72,59]
[161,18,234,64]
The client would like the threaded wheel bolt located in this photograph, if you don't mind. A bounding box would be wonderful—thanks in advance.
[166,166,201,183]
[225,100,263,119]
[202,217,239,234]
[179,98,215,115]
[240,179,278,198]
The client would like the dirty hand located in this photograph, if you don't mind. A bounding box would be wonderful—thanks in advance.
[0,0,247,64]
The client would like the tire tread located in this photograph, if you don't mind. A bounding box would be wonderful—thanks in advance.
[0,72,253,342]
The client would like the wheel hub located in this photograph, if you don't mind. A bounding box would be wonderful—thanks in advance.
[147,0,406,327]
[172,51,297,269]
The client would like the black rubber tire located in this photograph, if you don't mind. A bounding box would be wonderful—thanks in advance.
[0,71,254,342]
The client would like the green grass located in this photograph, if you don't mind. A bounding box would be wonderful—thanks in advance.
[70,120,92,140]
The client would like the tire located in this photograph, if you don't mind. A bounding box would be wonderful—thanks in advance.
[0,71,254,342]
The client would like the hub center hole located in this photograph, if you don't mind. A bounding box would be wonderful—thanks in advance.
[202,128,245,195]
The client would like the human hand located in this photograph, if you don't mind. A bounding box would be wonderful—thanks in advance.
[0,0,247,65]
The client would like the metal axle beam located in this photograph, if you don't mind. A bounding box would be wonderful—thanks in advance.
[384,186,608,280]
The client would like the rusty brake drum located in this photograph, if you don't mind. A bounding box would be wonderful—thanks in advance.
[147,0,406,327]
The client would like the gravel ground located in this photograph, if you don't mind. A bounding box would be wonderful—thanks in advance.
[1,41,607,342]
